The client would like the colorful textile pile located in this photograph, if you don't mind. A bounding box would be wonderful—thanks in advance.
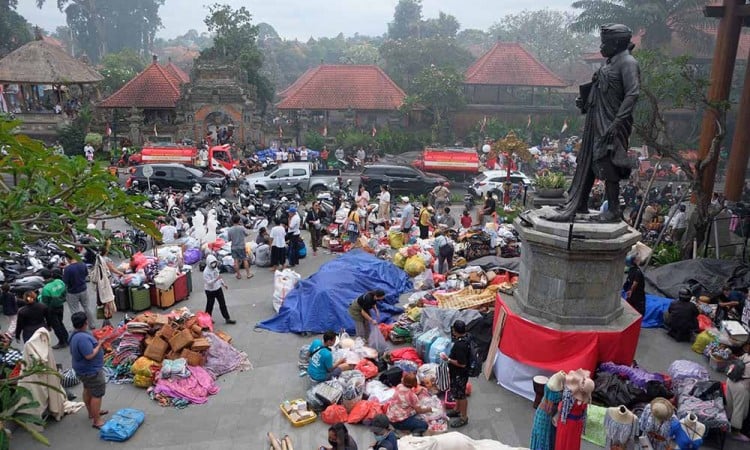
[151,365,219,405]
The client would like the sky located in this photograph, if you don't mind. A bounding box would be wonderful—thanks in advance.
[17,0,574,41]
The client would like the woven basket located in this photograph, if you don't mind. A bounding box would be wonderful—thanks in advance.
[144,337,168,363]
[168,329,194,352]
[158,323,175,340]
[181,348,204,366]
[434,287,497,310]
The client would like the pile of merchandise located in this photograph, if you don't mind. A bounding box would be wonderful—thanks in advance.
[98,307,251,408]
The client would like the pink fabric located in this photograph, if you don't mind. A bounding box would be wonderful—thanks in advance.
[152,365,219,404]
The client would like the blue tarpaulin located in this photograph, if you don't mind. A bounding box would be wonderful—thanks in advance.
[256,250,412,334]
[622,292,673,328]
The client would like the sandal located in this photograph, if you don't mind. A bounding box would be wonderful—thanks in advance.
[246,273,254,279]
[92,422,105,429]
[89,410,109,419]
[235,273,242,279]
[449,417,468,428]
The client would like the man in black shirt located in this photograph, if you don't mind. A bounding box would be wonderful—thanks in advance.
[347,289,385,340]
[477,192,496,225]
[623,255,645,315]
[664,287,699,342]
[712,285,745,324]
[441,320,470,428]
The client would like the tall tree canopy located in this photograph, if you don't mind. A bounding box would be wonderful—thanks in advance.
[570,0,711,51]
[99,49,147,94]
[0,1,32,57]
[403,65,466,143]
[36,0,165,62]
[199,3,274,111]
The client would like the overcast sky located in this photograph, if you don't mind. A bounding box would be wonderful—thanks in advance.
[18,0,574,40]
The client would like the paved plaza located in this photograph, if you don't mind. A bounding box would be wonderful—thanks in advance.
[10,247,744,450]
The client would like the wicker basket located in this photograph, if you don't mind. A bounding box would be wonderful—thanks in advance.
[144,337,169,363]
[158,323,175,340]
[168,329,194,352]
[433,287,497,310]
[181,348,204,366]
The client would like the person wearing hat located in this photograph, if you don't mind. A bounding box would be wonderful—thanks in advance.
[441,319,471,428]
[623,255,645,315]
[664,287,699,342]
[287,206,302,267]
[39,269,69,349]
[368,413,398,450]
[670,204,688,242]
[399,197,414,239]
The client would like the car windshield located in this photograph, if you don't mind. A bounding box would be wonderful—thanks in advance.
[474,174,487,183]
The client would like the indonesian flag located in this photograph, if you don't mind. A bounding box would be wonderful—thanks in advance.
[322,125,328,137]
[479,115,487,133]
[105,123,112,136]
[561,119,568,134]
[526,115,532,128]
[371,124,377,137]
[153,123,158,137]
[278,125,283,138]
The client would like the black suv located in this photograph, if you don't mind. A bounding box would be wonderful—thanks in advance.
[360,164,448,196]
[126,163,227,192]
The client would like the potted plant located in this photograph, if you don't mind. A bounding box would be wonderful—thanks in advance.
[534,172,567,198]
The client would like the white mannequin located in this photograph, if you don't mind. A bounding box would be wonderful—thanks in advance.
[680,413,705,439]
[205,209,218,243]
[547,371,566,391]
[605,405,638,450]
[608,405,636,424]
[192,210,206,242]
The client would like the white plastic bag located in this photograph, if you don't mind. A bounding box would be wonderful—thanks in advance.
[413,268,434,290]
[272,269,301,312]
[368,327,392,353]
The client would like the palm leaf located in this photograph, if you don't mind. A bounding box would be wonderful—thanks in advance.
[9,417,50,446]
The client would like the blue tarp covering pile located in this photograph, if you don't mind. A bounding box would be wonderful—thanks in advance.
[621,292,673,328]
[256,250,412,334]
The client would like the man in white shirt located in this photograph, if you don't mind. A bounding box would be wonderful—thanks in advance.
[159,220,178,244]
[335,147,345,161]
[282,148,289,162]
[269,220,287,271]
[287,207,301,267]
[228,166,242,197]
[670,204,688,242]
[275,148,283,164]
[299,146,308,161]
[356,148,366,166]
[84,143,95,162]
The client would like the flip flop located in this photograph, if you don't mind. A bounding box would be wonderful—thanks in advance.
[89,410,109,419]
[246,273,254,279]
[92,422,104,429]
[235,273,242,279]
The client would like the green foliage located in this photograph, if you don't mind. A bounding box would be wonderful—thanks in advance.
[380,37,474,89]
[489,9,598,73]
[570,0,711,51]
[0,117,159,253]
[335,130,374,150]
[404,65,465,143]
[650,243,682,266]
[57,106,93,156]
[374,128,431,154]
[0,358,66,449]
[84,132,102,149]
[0,2,31,57]
[534,172,568,189]
[99,49,147,94]
[200,3,274,110]
[304,131,326,151]
[388,0,423,40]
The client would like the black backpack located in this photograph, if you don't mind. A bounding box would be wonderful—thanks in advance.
[465,334,482,378]
[726,359,747,382]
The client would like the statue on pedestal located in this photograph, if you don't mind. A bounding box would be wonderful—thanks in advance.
[546,24,640,223]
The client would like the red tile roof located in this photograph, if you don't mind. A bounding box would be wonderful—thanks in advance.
[464,43,568,88]
[165,62,190,84]
[99,61,183,109]
[277,65,406,111]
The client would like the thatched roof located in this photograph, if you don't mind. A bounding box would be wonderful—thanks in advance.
[0,40,103,84]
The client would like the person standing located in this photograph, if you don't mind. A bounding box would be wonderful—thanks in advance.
[320,146,329,169]
[69,312,107,429]
[63,254,96,329]
[623,255,646,315]
[378,185,391,226]
[431,182,451,211]
[344,208,360,244]
[39,269,69,349]
[1,283,18,335]
[441,320,471,428]
[418,201,432,239]
[287,207,302,267]
[202,255,236,324]
[670,204,688,242]
[356,185,371,231]
[228,215,253,280]
[348,289,385,340]
[306,201,325,256]
[228,166,242,197]
[400,197,414,240]
[299,146,308,162]
[270,219,287,271]
[15,291,49,343]
[434,230,455,275]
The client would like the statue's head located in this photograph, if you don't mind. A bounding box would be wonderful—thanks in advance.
[599,23,633,58]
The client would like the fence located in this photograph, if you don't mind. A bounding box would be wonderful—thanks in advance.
[702,211,750,262]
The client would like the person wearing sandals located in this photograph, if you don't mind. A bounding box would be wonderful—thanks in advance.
[69,312,108,429]
[441,320,470,428]
[227,215,254,280]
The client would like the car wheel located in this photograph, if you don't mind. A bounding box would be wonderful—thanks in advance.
[311,185,323,196]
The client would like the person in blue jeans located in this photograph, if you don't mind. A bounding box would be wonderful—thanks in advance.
[385,373,432,436]
[307,331,347,383]
[69,312,107,429]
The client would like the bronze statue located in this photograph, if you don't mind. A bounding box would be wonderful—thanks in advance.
[547,24,640,223]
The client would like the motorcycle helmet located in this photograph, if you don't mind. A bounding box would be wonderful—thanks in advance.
[678,287,692,301]
[150,184,160,193]
[281,196,288,202]
[247,205,256,214]
[219,198,228,206]
[288,206,297,213]
[192,183,202,194]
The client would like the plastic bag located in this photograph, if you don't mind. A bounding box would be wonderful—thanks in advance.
[691,330,714,354]
[367,327,391,353]
[99,408,145,442]
[389,230,405,249]
[272,269,301,313]
[183,248,201,265]
[404,255,426,277]
[195,311,214,332]
[393,251,406,268]
[413,268,434,290]
[321,404,348,424]
[355,359,379,379]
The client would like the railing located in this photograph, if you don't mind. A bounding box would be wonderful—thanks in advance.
[702,211,750,262]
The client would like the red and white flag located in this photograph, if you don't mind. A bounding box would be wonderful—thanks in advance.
[371,124,377,137]
[153,123,158,137]
[105,123,112,136]
[561,119,568,134]
[322,125,328,137]
[278,125,283,138]
[526,115,532,128]
[479,115,487,133]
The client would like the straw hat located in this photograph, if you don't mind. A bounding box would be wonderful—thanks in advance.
[650,397,675,421]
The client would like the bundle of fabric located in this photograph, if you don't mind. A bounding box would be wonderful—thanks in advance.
[151,365,219,405]
[160,358,191,379]
[398,432,528,450]
[105,331,145,383]
[203,332,252,377]
[598,362,665,390]
[668,362,731,431]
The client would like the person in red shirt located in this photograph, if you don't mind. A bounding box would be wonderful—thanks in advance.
[460,210,473,229]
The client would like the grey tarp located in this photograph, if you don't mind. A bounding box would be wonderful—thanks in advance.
[644,259,750,299]
[463,256,520,274]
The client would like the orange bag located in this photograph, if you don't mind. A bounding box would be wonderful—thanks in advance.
[697,314,713,332]
[355,359,378,379]
[321,404,348,425]
[346,401,369,424]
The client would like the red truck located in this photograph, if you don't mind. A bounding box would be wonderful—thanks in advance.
[129,143,237,175]
[411,147,480,180]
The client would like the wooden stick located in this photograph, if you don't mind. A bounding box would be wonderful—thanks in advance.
[280,437,288,450]
[283,435,294,450]
[267,432,282,450]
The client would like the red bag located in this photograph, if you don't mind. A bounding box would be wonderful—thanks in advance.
[378,323,393,338]
[355,359,378,379]
[697,314,713,332]
[364,401,384,421]
[346,400,370,424]
[389,347,423,366]
[321,404,348,425]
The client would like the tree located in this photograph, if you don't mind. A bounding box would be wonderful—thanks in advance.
[200,3,274,110]
[570,0,711,51]
[403,65,466,143]
[341,42,380,65]
[0,117,158,253]
[631,50,729,257]
[489,9,598,74]
[99,49,147,94]
[388,0,423,40]
[0,1,32,57]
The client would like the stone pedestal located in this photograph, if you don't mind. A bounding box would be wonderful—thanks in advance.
[513,207,641,325]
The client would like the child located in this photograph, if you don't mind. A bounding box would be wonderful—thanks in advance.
[1,283,18,335]
[460,210,473,230]
[269,219,287,271]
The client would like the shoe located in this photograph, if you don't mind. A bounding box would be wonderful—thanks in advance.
[225,319,236,325]
[731,432,750,442]
[446,410,460,418]
[449,417,468,428]
[52,343,67,350]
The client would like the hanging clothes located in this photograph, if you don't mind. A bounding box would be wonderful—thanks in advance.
[604,411,639,450]
[555,388,589,450]
[530,385,563,450]
[638,404,674,450]
[93,254,117,320]
[19,328,66,426]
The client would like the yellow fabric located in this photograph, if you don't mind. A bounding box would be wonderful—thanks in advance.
[404,255,426,277]
[419,209,431,226]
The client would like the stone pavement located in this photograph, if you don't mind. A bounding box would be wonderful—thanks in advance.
[11,248,744,449]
